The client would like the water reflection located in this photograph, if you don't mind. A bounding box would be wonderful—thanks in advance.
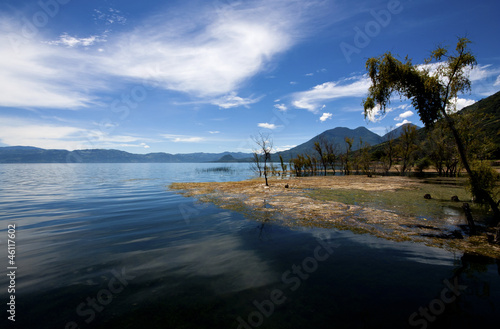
[1,164,499,329]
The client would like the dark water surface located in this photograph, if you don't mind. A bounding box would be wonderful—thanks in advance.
[0,163,499,329]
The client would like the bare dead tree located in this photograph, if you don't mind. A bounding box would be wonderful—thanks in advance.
[252,133,273,186]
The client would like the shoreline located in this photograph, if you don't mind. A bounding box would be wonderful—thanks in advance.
[169,175,500,259]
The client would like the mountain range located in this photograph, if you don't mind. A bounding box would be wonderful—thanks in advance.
[1,90,498,163]
[0,147,253,163]
[0,125,414,164]
[275,124,416,161]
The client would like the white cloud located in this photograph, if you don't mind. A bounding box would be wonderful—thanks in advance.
[46,33,107,48]
[274,145,296,152]
[208,131,220,134]
[0,0,326,109]
[365,103,408,123]
[274,103,288,111]
[447,97,476,113]
[319,112,332,122]
[211,92,261,109]
[396,119,412,128]
[395,110,414,121]
[0,116,149,150]
[0,25,96,108]
[258,123,279,130]
[292,76,371,112]
[467,64,500,82]
[99,0,318,98]
[0,120,84,149]
[365,104,385,123]
[161,134,205,143]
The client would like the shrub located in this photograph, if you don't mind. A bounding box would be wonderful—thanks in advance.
[466,160,499,203]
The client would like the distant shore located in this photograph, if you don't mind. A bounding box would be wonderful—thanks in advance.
[170,175,500,259]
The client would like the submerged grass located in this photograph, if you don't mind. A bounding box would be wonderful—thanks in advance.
[169,175,500,258]
[307,177,483,221]
[195,166,235,174]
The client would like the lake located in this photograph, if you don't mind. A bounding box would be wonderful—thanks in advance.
[0,163,499,329]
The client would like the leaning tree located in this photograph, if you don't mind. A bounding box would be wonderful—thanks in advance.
[363,37,499,224]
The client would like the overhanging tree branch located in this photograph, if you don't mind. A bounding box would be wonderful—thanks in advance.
[363,37,500,225]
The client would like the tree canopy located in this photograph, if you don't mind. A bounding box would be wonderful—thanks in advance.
[363,37,476,127]
[363,37,499,225]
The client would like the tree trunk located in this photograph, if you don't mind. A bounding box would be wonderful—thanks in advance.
[263,155,268,186]
[462,203,476,235]
[442,111,500,226]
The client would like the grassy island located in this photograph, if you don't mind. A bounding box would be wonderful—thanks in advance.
[170,175,500,259]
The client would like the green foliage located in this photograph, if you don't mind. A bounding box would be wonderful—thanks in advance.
[342,137,353,175]
[460,91,500,158]
[363,37,500,223]
[414,157,431,173]
[466,160,499,203]
[279,154,287,174]
[396,124,418,175]
[454,111,496,161]
[364,37,477,127]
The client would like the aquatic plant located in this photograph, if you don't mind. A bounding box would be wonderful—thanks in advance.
[196,166,235,173]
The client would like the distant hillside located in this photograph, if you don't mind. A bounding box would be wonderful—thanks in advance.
[212,154,250,163]
[369,91,500,159]
[460,90,500,158]
[278,127,383,160]
[275,126,419,161]
[381,124,421,140]
[0,147,252,163]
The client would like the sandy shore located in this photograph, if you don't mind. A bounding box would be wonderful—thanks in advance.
[169,175,500,258]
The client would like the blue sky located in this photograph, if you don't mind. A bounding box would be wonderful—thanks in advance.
[1,0,499,154]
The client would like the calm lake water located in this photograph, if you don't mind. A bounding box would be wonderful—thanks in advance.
[0,163,499,329]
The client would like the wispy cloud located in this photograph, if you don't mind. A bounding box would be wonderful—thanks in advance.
[0,24,95,108]
[211,92,261,109]
[0,116,148,150]
[161,134,205,143]
[0,0,327,110]
[292,76,371,112]
[275,145,296,152]
[274,103,288,111]
[100,0,320,99]
[46,33,107,48]
[0,16,107,109]
[93,8,127,25]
